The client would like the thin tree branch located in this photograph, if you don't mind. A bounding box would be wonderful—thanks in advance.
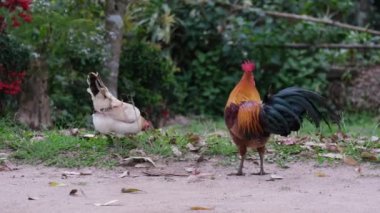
[229,4,380,36]
[254,43,380,49]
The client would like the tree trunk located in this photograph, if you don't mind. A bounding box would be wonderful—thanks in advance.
[356,0,370,27]
[16,59,51,129]
[104,0,129,97]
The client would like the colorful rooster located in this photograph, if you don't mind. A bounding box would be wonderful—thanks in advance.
[225,60,339,175]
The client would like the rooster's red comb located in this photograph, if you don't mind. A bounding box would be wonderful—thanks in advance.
[241,60,255,72]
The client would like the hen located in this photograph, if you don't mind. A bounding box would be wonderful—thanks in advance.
[87,72,151,136]
[225,60,339,175]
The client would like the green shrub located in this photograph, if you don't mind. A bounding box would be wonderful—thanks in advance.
[119,41,180,126]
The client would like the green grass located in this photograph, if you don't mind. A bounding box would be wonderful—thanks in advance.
[0,112,379,168]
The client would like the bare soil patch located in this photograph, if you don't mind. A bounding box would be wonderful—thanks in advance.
[1,160,380,213]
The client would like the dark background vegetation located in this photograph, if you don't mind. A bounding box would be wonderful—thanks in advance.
[1,0,380,128]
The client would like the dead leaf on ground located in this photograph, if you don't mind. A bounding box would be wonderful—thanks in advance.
[121,156,156,167]
[355,166,362,174]
[82,134,96,139]
[31,134,45,142]
[128,149,146,156]
[190,206,214,211]
[315,171,328,177]
[171,145,182,157]
[302,141,326,151]
[0,160,17,171]
[343,156,359,166]
[121,188,142,193]
[370,136,379,142]
[80,170,92,175]
[185,167,196,173]
[186,143,200,152]
[326,144,341,153]
[320,153,343,159]
[94,200,120,206]
[187,173,215,183]
[28,196,39,200]
[134,163,154,168]
[62,171,81,176]
[69,189,78,196]
[361,152,378,162]
[60,128,79,136]
[266,174,284,181]
[187,133,202,144]
[119,170,130,178]
[49,181,66,187]
[142,170,188,177]
[279,137,297,145]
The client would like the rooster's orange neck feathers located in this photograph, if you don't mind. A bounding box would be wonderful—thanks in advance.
[226,61,261,106]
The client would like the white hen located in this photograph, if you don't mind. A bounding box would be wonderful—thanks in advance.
[87,72,151,136]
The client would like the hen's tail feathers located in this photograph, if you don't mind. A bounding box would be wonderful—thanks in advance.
[87,72,107,96]
[260,87,341,136]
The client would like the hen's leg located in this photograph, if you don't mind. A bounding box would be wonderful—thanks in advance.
[229,145,246,176]
[252,146,268,175]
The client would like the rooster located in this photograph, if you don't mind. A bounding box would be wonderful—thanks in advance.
[87,72,151,136]
[225,60,339,175]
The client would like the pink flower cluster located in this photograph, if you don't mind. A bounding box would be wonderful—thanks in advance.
[0,0,32,30]
[0,66,26,95]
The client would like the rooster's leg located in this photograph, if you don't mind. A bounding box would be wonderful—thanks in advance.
[228,145,246,176]
[252,146,267,175]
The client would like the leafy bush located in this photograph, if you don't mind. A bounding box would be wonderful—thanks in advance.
[119,41,180,126]
[132,0,380,116]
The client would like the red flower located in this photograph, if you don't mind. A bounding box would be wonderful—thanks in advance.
[12,16,21,28]
[18,12,32,23]
[17,0,31,11]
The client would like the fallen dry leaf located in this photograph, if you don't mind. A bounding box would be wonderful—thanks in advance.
[315,171,328,177]
[280,137,297,145]
[266,174,284,181]
[94,200,120,206]
[119,171,130,178]
[370,136,379,142]
[62,171,81,176]
[190,206,214,211]
[185,167,196,173]
[69,189,78,196]
[326,144,340,153]
[171,145,182,157]
[134,163,153,168]
[320,153,343,159]
[355,166,362,174]
[31,134,45,142]
[49,181,66,187]
[82,134,96,139]
[128,149,146,156]
[122,156,156,167]
[142,170,188,177]
[28,196,39,200]
[121,188,142,193]
[186,143,200,152]
[187,173,215,183]
[361,152,378,162]
[187,133,202,144]
[343,156,359,166]
[80,170,92,175]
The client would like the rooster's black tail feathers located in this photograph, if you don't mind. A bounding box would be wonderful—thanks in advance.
[260,87,340,136]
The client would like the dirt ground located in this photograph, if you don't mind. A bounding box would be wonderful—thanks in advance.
[1,159,380,213]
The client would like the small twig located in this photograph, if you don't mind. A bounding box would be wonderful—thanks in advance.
[142,171,189,177]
